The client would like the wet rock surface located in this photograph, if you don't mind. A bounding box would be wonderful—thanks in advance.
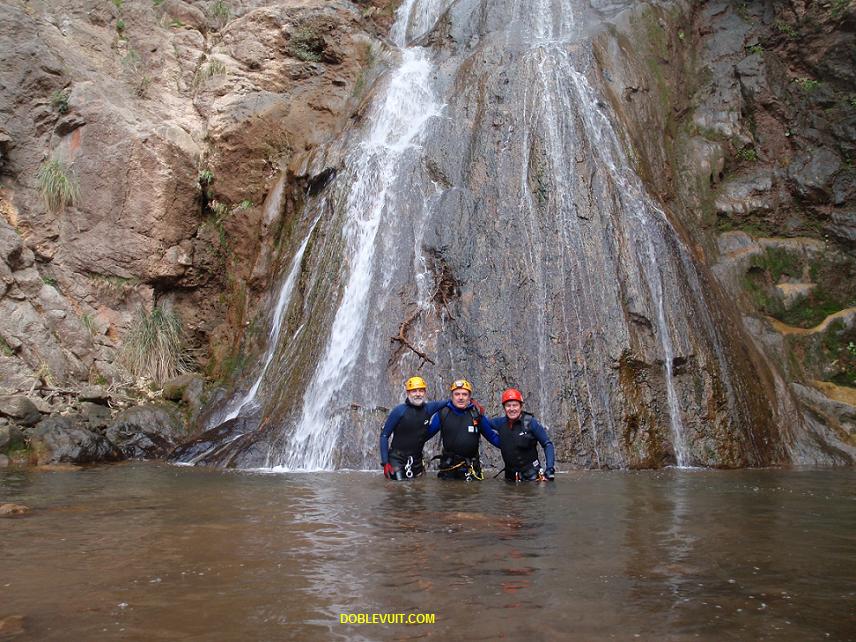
[184,0,855,469]
[106,404,186,459]
[28,416,122,465]
[1,0,853,469]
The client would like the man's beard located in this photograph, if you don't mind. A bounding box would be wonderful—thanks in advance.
[408,397,425,407]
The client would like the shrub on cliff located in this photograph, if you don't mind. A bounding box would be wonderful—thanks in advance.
[36,158,79,212]
[289,26,325,62]
[121,306,193,383]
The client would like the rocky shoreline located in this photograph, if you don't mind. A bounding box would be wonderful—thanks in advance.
[0,374,206,466]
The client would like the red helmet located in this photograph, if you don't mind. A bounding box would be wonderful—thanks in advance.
[501,388,524,405]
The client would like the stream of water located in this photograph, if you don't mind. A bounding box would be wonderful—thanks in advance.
[2,465,854,640]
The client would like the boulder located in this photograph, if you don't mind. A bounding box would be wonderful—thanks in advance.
[78,385,110,405]
[80,401,113,431]
[29,416,122,465]
[0,395,42,427]
[106,404,186,459]
[0,424,20,451]
[0,453,8,467]
[161,373,199,401]
[825,211,856,248]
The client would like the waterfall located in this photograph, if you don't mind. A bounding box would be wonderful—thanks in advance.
[180,0,788,470]
[270,7,447,471]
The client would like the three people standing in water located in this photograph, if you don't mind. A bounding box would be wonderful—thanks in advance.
[379,377,556,482]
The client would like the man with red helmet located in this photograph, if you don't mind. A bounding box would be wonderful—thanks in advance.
[492,388,555,482]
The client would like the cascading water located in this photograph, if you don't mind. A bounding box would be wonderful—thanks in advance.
[179,0,795,470]
[269,3,448,470]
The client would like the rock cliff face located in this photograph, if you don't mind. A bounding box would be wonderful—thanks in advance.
[1,0,854,469]
[591,0,856,462]
[0,0,395,448]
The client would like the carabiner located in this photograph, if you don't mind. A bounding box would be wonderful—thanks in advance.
[405,456,414,479]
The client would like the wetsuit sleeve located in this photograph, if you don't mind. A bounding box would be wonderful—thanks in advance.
[479,415,501,448]
[531,420,555,469]
[425,400,447,414]
[426,411,442,439]
[379,405,405,464]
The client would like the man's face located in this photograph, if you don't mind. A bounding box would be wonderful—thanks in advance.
[451,389,471,409]
[407,388,426,405]
[503,400,522,421]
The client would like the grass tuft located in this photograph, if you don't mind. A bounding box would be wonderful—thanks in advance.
[36,158,80,212]
[121,305,194,383]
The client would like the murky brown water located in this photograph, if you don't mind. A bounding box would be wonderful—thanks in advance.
[1,464,854,640]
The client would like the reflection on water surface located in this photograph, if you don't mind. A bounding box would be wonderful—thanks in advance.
[1,464,854,640]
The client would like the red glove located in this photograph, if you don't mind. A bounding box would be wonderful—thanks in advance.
[383,463,395,479]
[472,399,486,415]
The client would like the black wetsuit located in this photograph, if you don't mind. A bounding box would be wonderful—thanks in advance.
[379,399,445,480]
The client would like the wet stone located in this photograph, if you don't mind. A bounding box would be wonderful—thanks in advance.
[29,416,122,465]
[0,395,41,427]
[106,404,185,459]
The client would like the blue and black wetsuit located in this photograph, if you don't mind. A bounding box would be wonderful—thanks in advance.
[427,401,500,480]
[491,412,555,481]
[379,399,446,479]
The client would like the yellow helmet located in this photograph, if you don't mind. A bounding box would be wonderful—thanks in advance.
[404,376,428,391]
[449,378,473,393]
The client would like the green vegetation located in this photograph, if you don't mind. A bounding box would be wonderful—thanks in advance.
[116,18,125,33]
[744,248,856,329]
[736,146,758,162]
[36,158,80,212]
[289,25,325,62]
[152,0,165,6]
[207,59,226,77]
[121,305,193,383]
[110,0,124,9]
[81,313,96,336]
[42,276,58,287]
[237,200,253,210]
[831,0,851,19]
[677,31,685,42]
[746,43,764,55]
[735,2,752,21]
[775,21,797,38]
[208,200,230,247]
[50,89,70,114]
[750,247,801,283]
[794,77,820,92]
[122,50,152,98]
[169,19,184,28]
[0,336,13,356]
[821,320,856,387]
[198,169,214,186]
[209,0,230,29]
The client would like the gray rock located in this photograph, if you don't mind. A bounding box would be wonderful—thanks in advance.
[0,425,10,451]
[787,147,841,203]
[161,373,197,401]
[29,416,122,464]
[825,211,856,247]
[162,0,208,33]
[0,356,38,394]
[0,453,8,467]
[80,401,113,431]
[0,218,24,269]
[78,385,110,405]
[106,404,186,459]
[0,395,41,427]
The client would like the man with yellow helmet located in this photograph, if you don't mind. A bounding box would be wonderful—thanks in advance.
[425,378,499,480]
[379,376,447,480]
